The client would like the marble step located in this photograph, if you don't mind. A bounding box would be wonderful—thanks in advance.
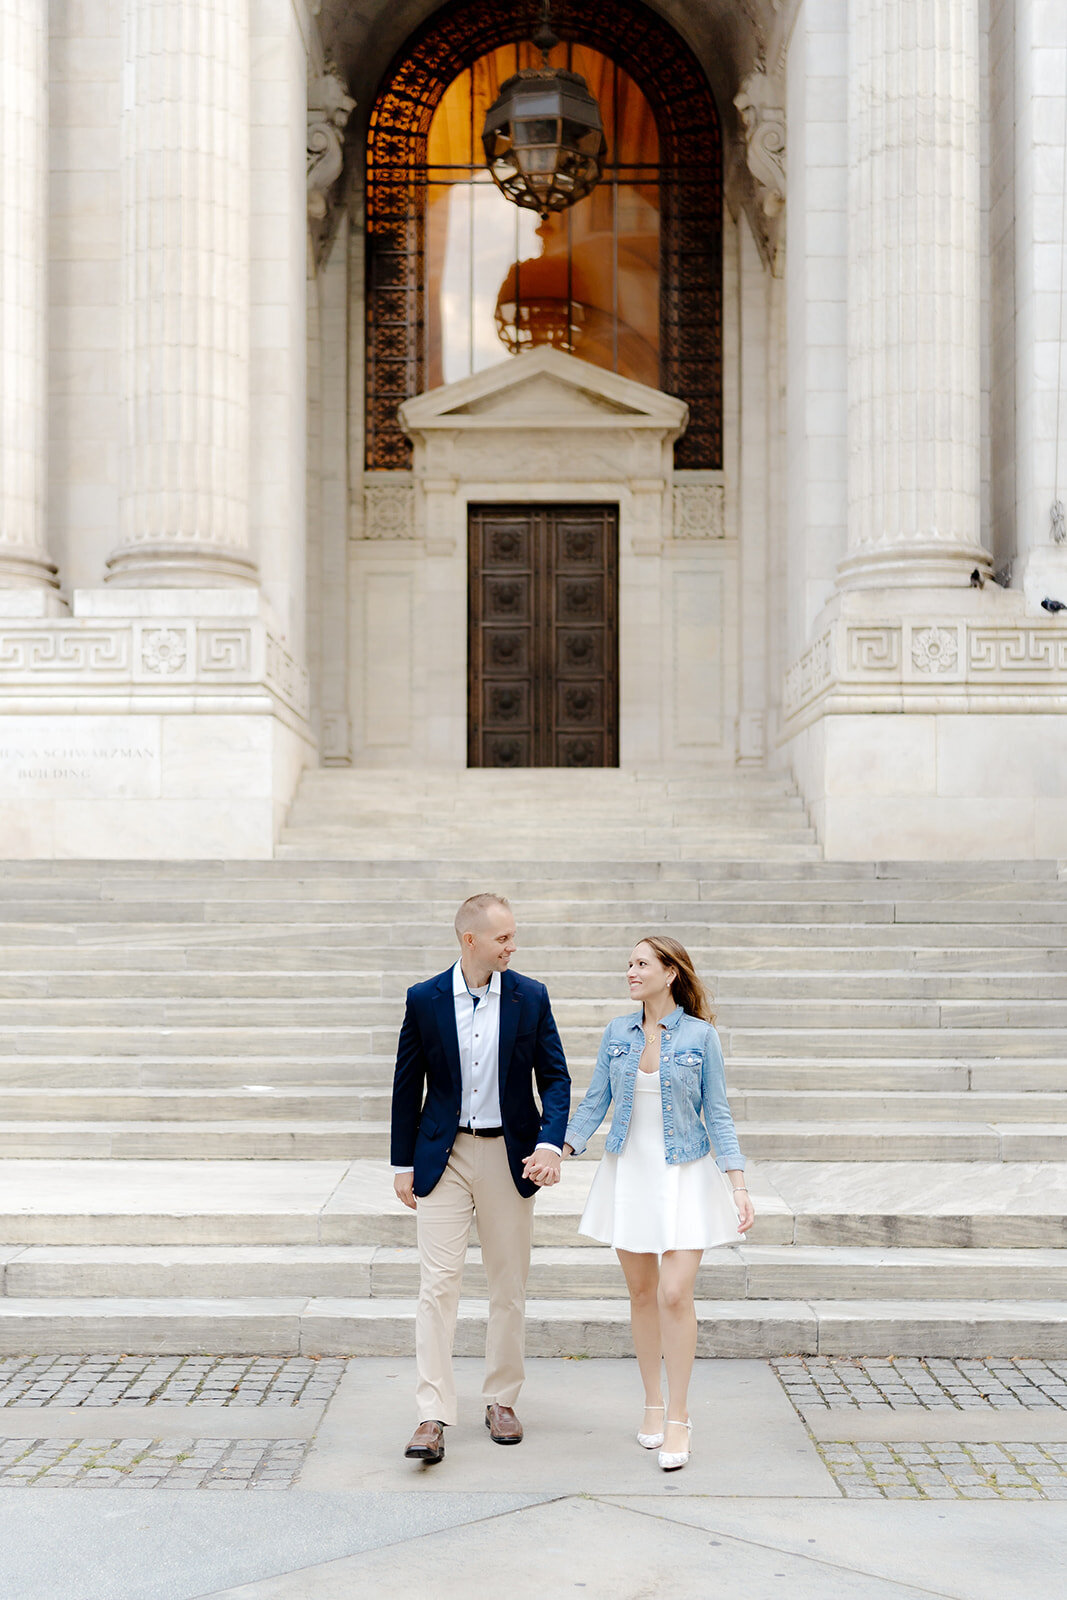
[20,899,1034,927]
[2,946,1066,975]
[0,1158,1060,1248]
[0,1055,1062,1093]
[6,875,1065,904]
[729,1060,1067,1093]
[5,925,1066,955]
[1,969,1066,1000]
[282,809,814,831]
[6,998,1067,1032]
[0,1119,1061,1161]
[3,1243,1061,1303]
[1,855,1054,880]
[276,840,824,862]
[0,1295,1063,1357]
[725,1027,1067,1058]
[0,1086,1062,1127]
[732,1090,1067,1123]
[3,1023,1066,1060]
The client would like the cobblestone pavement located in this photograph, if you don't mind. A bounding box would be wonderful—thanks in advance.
[772,1356,1067,1411]
[0,1437,310,1488]
[816,1440,1067,1500]
[771,1359,1067,1500]
[0,1355,346,1409]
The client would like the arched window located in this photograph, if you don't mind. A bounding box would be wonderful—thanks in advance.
[365,0,722,471]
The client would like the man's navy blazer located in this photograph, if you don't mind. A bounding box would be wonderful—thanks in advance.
[390,966,572,1199]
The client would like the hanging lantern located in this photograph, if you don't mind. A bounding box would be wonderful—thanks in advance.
[481,4,607,218]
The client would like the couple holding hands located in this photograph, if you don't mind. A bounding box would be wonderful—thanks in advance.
[390,893,755,1472]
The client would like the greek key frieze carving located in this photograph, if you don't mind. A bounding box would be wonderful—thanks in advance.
[968,628,1067,673]
[198,629,252,675]
[847,627,901,674]
[265,634,311,720]
[0,630,130,675]
[784,629,833,715]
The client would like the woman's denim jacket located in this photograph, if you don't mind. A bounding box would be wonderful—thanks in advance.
[565,1006,745,1171]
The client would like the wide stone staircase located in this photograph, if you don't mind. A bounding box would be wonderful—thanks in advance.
[0,768,1064,1355]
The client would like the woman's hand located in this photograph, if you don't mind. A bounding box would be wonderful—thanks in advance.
[733,1187,755,1234]
[562,1143,575,1157]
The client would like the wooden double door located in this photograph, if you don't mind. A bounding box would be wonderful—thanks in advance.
[468,504,619,768]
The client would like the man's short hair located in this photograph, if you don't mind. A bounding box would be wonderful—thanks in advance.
[454,893,511,940]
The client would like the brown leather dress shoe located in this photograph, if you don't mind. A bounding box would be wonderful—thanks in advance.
[485,1403,523,1444]
[404,1419,445,1463]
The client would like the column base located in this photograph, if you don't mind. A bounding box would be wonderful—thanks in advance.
[0,551,61,591]
[835,540,993,591]
[104,542,259,588]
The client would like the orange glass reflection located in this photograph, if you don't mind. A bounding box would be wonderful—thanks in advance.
[426,43,660,389]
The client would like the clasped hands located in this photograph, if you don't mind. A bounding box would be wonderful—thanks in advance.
[521,1148,561,1187]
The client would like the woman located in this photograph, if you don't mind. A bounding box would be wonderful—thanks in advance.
[563,935,754,1471]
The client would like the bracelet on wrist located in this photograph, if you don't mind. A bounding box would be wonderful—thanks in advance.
[732,1185,747,1192]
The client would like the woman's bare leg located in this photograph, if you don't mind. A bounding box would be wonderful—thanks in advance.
[616,1248,663,1422]
[658,1248,702,1453]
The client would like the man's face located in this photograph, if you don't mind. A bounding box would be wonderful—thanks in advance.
[465,903,517,972]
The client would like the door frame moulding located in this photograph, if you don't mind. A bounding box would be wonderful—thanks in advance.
[365,347,727,769]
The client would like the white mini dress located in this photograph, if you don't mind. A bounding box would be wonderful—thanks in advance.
[578,1068,742,1254]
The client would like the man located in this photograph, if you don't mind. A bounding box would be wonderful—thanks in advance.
[391,893,571,1464]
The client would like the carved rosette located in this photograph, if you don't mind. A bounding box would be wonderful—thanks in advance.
[672,484,726,539]
[140,628,189,676]
[362,478,415,540]
[911,626,959,675]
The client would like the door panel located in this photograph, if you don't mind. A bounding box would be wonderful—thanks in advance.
[469,505,618,768]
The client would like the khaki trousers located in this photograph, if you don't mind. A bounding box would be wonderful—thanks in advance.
[414,1131,535,1425]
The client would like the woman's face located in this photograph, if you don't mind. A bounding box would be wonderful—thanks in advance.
[627,941,675,1008]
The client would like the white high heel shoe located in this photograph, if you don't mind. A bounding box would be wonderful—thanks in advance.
[637,1402,665,1449]
[658,1417,693,1471]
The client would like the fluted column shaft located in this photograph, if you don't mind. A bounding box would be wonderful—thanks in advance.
[841,0,989,588]
[0,0,58,589]
[109,0,256,586]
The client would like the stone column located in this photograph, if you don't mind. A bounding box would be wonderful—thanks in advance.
[0,0,59,592]
[839,0,990,588]
[108,0,257,586]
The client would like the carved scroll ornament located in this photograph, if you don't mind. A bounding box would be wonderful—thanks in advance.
[307,69,356,222]
[734,69,786,217]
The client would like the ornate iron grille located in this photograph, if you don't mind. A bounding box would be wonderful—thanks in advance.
[365,0,723,471]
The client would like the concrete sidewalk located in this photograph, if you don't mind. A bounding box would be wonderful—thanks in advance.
[0,1357,1063,1599]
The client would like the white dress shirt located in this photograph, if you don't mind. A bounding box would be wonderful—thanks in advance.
[454,959,503,1128]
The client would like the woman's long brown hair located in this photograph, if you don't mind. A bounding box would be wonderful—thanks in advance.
[635,934,715,1023]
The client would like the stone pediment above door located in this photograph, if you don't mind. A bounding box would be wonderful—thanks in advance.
[398,349,688,485]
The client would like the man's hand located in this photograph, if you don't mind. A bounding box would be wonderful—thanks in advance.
[393,1171,417,1210]
[522,1148,561,1187]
